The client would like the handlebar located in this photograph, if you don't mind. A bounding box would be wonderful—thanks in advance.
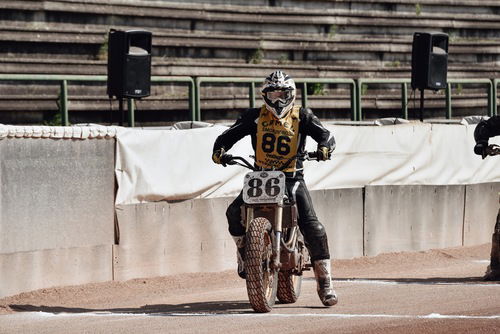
[222,151,323,171]
[484,144,500,158]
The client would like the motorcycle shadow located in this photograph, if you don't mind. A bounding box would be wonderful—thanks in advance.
[9,300,256,315]
[333,276,489,284]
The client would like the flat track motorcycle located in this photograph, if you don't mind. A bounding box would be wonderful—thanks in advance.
[224,152,319,313]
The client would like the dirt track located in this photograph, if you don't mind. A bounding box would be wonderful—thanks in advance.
[0,243,499,333]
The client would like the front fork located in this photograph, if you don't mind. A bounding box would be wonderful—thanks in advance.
[273,206,283,270]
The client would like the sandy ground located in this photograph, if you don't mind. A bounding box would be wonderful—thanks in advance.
[0,243,499,333]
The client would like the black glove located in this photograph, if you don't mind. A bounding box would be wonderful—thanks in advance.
[474,141,488,157]
[212,148,225,164]
[317,145,332,161]
[212,148,232,166]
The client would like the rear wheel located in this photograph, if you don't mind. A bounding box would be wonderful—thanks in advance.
[277,230,306,304]
[245,217,278,313]
[277,271,302,304]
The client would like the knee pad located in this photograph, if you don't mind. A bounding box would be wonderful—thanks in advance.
[302,219,327,239]
[226,203,240,221]
[301,220,330,262]
[226,204,245,237]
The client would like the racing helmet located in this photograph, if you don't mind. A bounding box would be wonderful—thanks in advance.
[261,70,296,118]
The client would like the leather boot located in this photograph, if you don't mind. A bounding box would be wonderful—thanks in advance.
[233,236,246,279]
[313,259,338,306]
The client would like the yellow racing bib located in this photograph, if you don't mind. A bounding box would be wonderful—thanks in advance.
[256,105,300,172]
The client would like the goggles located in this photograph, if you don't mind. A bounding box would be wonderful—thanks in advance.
[266,90,292,102]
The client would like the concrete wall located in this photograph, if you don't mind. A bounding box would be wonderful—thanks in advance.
[0,137,115,298]
[112,184,499,281]
[310,188,364,259]
[463,183,500,246]
[364,185,465,256]
[113,188,366,281]
[1,136,499,297]
[113,198,235,281]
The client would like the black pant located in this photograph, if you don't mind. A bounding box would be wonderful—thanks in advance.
[226,178,330,262]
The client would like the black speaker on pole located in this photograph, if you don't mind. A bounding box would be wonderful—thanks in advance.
[411,32,448,91]
[107,29,152,99]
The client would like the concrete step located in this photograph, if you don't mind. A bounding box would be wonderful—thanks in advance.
[152,0,500,15]
[3,23,500,56]
[2,57,500,79]
[2,0,500,38]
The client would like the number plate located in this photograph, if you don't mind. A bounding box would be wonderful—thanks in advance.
[242,171,286,204]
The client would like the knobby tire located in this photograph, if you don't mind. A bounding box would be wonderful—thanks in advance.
[245,217,277,313]
[277,271,302,304]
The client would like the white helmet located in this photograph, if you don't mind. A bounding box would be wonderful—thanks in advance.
[261,70,296,118]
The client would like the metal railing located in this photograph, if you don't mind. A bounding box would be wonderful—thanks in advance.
[446,78,494,118]
[0,74,195,127]
[356,78,495,121]
[0,74,498,125]
[356,78,411,121]
[195,77,357,121]
[491,79,500,116]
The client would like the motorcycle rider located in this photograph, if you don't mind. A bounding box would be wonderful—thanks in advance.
[212,70,338,306]
[474,115,500,281]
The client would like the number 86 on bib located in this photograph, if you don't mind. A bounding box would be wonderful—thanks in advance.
[242,171,286,204]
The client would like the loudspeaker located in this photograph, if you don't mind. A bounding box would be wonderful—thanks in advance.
[411,32,448,91]
[107,29,152,99]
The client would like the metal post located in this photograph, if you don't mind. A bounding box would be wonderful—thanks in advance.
[356,79,362,121]
[401,82,408,119]
[118,98,124,126]
[445,83,452,119]
[194,77,201,122]
[127,98,135,127]
[350,82,357,121]
[419,89,425,122]
[487,80,493,117]
[59,80,69,126]
[189,80,196,121]
[491,79,497,117]
[301,82,308,109]
[249,82,255,109]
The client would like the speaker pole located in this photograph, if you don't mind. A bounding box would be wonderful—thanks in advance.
[118,97,124,126]
[419,89,424,122]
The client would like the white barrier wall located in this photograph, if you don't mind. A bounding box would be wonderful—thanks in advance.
[114,122,500,203]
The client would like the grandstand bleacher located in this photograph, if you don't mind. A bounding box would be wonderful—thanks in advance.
[1,0,500,125]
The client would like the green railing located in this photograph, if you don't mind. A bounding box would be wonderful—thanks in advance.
[195,77,357,121]
[491,79,500,116]
[356,78,495,121]
[446,78,494,118]
[0,74,195,126]
[356,78,411,121]
[0,74,498,125]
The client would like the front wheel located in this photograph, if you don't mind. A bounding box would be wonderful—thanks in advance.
[245,217,278,313]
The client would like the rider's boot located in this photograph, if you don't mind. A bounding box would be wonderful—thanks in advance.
[233,236,246,279]
[484,217,500,281]
[313,259,338,306]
